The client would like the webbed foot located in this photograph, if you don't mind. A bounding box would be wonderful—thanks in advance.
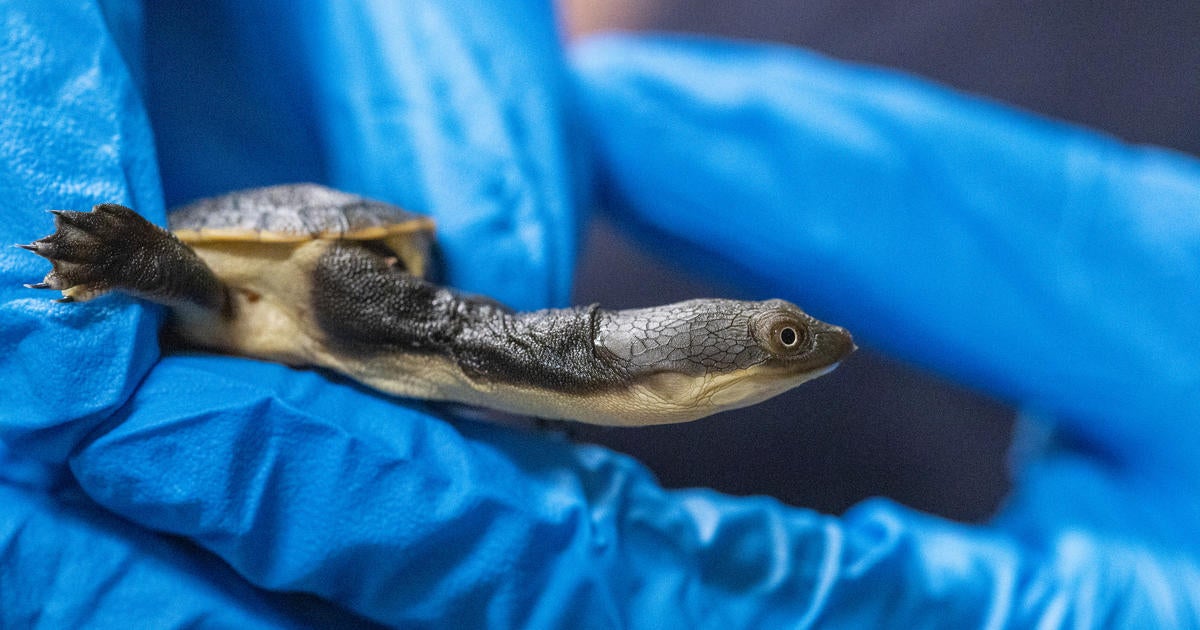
[20,204,158,302]
[20,203,224,309]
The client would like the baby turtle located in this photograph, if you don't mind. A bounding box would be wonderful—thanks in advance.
[21,184,854,426]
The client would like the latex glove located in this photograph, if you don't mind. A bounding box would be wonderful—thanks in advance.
[2,0,582,626]
[4,3,1199,629]
[571,35,1200,625]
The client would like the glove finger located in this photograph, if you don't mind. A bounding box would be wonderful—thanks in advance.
[0,0,161,463]
[71,355,636,627]
[571,35,1200,481]
[146,0,583,310]
[69,356,1199,626]
[0,478,381,628]
[825,495,1197,628]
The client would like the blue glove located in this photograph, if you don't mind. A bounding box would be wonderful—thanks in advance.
[3,0,585,626]
[571,35,1200,625]
[4,1,1200,627]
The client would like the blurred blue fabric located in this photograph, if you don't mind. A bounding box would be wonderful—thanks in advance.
[2,1,1199,627]
[572,36,1200,485]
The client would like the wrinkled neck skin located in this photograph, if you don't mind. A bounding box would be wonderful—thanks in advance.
[311,242,853,426]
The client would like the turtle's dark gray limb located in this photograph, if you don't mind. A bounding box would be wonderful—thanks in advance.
[22,203,227,310]
[311,241,629,394]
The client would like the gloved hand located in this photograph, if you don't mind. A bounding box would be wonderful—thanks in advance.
[571,35,1200,626]
[3,3,1199,629]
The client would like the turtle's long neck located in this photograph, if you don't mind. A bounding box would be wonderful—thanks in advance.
[311,242,628,394]
[306,241,851,426]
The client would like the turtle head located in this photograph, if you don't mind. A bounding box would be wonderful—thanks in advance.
[594,298,855,424]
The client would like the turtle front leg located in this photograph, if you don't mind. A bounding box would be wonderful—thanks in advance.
[20,203,227,311]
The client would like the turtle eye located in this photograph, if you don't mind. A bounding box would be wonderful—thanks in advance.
[752,309,810,356]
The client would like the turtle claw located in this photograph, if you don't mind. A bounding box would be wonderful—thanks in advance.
[48,209,93,229]
[20,202,187,305]
[19,205,150,302]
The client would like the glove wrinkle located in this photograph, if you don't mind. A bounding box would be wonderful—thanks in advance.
[6,3,1200,628]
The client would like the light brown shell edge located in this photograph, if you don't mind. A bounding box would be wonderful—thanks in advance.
[172,216,437,244]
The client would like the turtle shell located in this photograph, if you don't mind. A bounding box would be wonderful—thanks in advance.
[169,183,436,277]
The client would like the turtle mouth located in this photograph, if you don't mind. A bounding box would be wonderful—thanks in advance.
[627,322,856,417]
[802,325,856,370]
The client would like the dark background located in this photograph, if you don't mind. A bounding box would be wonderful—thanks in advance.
[562,2,1200,521]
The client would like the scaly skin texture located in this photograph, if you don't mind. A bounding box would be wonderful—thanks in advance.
[22,192,855,425]
[21,204,225,310]
[313,241,852,397]
[313,241,628,393]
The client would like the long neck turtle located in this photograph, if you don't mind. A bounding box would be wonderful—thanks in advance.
[21,184,854,426]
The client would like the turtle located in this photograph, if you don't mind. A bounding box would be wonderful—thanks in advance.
[20,183,855,426]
